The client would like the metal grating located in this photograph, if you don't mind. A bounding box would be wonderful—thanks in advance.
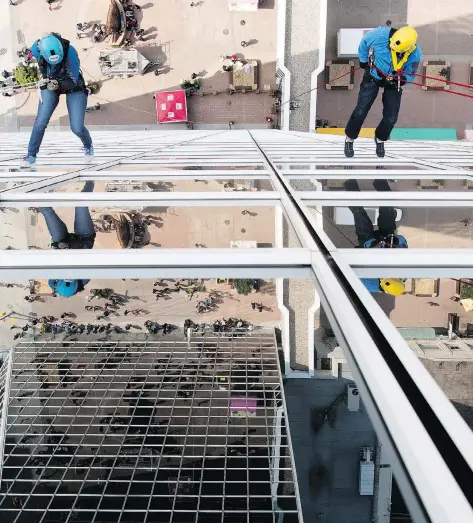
[0,331,301,523]
[0,351,13,485]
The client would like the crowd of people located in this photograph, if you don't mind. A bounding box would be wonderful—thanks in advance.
[4,276,271,343]
[184,318,254,334]
[11,315,177,340]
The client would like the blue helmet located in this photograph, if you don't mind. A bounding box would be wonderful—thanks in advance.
[39,34,64,65]
[48,279,79,297]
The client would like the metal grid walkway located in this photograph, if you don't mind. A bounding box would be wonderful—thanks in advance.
[0,332,300,523]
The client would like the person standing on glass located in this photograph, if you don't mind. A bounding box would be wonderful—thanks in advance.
[39,182,96,297]
[344,26,421,159]
[22,33,94,167]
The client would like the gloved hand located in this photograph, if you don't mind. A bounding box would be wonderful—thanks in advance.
[38,78,48,90]
[359,62,369,69]
[391,74,407,87]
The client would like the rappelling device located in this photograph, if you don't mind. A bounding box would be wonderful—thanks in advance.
[368,47,374,69]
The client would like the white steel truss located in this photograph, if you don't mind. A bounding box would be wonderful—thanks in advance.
[0,129,473,523]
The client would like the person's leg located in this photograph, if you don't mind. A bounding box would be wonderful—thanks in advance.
[27,90,60,157]
[73,181,95,237]
[375,87,402,141]
[39,208,69,243]
[66,91,93,149]
[373,179,397,236]
[345,73,380,140]
[343,180,375,246]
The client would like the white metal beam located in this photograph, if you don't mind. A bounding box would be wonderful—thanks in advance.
[0,191,279,206]
[299,190,473,206]
[335,249,473,278]
[0,248,312,279]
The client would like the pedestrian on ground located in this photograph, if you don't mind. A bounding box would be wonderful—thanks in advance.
[124,310,129,316]
[345,179,407,295]
[344,26,421,158]
[257,304,263,312]
[22,33,94,167]
[251,302,256,310]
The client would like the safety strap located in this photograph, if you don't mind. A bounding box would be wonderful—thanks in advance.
[391,47,414,72]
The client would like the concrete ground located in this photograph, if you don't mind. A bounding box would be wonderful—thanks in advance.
[0,275,280,349]
[317,0,473,137]
[5,0,278,128]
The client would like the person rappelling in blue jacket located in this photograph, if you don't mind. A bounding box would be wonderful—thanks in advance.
[344,178,407,296]
[22,33,94,167]
[344,25,422,159]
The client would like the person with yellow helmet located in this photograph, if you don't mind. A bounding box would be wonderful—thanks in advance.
[344,179,407,296]
[344,25,422,159]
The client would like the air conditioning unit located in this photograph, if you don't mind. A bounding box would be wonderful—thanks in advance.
[347,385,360,411]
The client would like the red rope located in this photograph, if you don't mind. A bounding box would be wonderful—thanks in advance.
[371,64,473,100]
[284,67,361,107]
[408,80,473,100]
[400,69,473,90]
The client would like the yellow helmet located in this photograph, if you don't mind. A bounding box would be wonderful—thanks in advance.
[380,278,405,296]
[389,26,418,53]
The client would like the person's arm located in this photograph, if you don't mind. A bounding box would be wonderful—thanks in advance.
[358,28,378,68]
[29,40,40,62]
[65,45,81,83]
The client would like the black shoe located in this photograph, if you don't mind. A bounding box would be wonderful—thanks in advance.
[375,138,385,158]
[344,139,354,158]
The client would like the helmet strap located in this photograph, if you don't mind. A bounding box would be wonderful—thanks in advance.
[391,48,413,71]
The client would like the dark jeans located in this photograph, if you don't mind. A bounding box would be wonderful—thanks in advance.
[344,179,396,246]
[345,72,402,141]
[39,181,95,243]
[28,89,92,157]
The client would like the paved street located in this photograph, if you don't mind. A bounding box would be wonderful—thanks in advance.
[6,0,277,128]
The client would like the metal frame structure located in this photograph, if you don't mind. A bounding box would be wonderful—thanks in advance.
[0,129,473,522]
[1,332,301,523]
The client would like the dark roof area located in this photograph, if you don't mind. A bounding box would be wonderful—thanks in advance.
[421,359,473,428]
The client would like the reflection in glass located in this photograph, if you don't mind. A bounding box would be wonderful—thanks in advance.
[1,201,302,250]
[313,178,473,250]
[46,178,275,193]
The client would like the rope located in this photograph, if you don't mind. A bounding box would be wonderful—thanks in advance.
[371,64,473,101]
[408,81,473,100]
[400,69,473,90]
[280,67,362,108]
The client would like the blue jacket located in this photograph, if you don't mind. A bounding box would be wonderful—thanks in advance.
[30,40,81,84]
[361,234,408,293]
[358,26,422,84]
